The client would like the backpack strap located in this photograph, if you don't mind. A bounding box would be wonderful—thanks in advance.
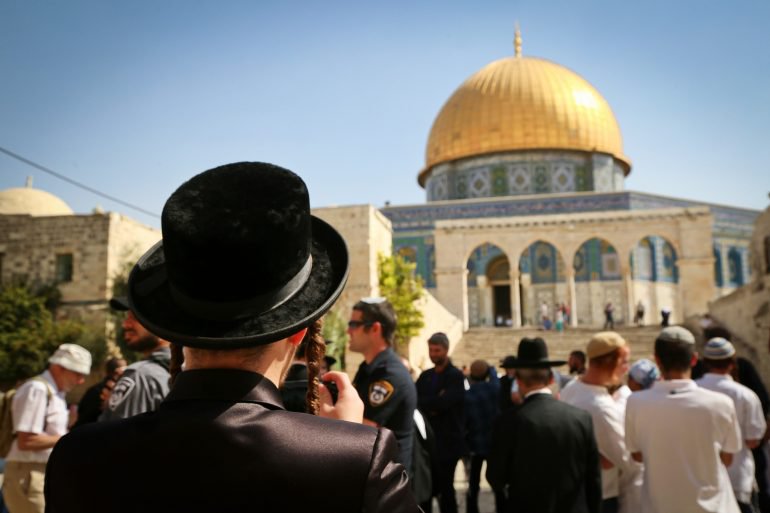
[28,375,55,431]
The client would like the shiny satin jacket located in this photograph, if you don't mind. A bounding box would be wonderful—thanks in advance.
[45,369,420,513]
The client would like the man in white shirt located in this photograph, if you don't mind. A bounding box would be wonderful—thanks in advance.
[561,332,641,513]
[696,337,767,513]
[3,344,92,513]
[626,326,742,513]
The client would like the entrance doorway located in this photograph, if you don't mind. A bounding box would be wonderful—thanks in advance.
[493,285,511,326]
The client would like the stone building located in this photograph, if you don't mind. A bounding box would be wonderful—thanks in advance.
[0,184,160,333]
[381,32,758,331]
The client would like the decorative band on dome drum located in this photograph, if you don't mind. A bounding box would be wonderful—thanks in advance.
[165,255,314,322]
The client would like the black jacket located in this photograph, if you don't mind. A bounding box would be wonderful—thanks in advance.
[45,369,419,513]
[486,392,601,513]
[415,362,467,461]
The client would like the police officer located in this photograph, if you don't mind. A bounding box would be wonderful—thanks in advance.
[99,297,171,421]
[349,297,417,474]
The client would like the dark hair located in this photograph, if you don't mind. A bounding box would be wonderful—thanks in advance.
[569,350,586,363]
[353,299,397,344]
[516,368,552,387]
[655,337,694,373]
[704,357,734,372]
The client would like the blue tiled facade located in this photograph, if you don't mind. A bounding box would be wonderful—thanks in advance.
[385,191,757,289]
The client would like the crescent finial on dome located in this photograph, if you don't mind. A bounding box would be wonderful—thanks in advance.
[514,22,522,57]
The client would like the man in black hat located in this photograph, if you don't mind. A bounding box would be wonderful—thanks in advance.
[44,162,419,513]
[98,297,171,421]
[498,355,520,412]
[486,337,601,513]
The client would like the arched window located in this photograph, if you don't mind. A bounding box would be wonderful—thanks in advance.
[728,248,744,287]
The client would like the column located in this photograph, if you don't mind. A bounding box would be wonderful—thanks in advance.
[476,276,490,326]
[567,270,578,328]
[623,267,634,325]
[511,272,522,328]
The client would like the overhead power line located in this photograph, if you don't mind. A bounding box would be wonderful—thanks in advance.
[0,145,160,219]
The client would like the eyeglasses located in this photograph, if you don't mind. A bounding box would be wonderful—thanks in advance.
[347,320,374,329]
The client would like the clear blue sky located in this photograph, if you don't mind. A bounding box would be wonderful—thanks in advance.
[1,1,768,228]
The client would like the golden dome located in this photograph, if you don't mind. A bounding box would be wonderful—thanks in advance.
[421,55,631,186]
[0,187,74,216]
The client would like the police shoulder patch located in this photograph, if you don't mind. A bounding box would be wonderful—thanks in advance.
[107,376,136,410]
[368,380,394,407]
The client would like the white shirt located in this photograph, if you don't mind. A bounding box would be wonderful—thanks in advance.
[696,373,767,502]
[561,379,641,504]
[7,370,69,463]
[626,379,742,513]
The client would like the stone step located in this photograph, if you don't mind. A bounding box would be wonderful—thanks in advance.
[450,325,661,369]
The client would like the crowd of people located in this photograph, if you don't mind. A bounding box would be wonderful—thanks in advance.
[1,161,768,513]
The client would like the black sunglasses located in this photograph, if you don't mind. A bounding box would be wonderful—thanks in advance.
[347,320,374,329]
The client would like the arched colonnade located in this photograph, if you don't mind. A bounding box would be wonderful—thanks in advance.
[433,207,716,330]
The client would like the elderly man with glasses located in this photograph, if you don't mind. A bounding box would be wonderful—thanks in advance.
[348,297,418,476]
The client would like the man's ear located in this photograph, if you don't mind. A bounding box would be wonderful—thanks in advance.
[288,328,308,347]
[690,352,699,368]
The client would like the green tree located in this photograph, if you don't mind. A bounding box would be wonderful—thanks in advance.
[321,307,348,370]
[0,284,99,387]
[378,253,425,355]
[109,258,138,362]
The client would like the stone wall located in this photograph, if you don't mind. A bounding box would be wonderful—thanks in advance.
[709,204,770,379]
[0,212,160,346]
[0,213,111,301]
[313,205,462,375]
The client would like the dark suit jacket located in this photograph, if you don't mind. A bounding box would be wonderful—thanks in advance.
[486,392,601,513]
[45,369,419,513]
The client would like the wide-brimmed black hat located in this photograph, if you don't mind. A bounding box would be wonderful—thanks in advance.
[127,162,349,349]
[499,355,517,369]
[509,337,566,368]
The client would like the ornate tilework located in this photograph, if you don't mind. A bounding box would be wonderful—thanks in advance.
[575,165,592,192]
[491,165,508,196]
[551,164,575,193]
[660,240,678,283]
[509,165,531,194]
[469,168,491,198]
[455,172,468,199]
[534,166,550,193]
[429,172,449,201]
[631,238,654,281]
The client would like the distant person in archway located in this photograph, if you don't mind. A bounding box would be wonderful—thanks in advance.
[660,308,671,327]
[604,302,615,330]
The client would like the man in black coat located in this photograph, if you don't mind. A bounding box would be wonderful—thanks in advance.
[486,337,602,513]
[44,162,419,513]
[416,332,466,513]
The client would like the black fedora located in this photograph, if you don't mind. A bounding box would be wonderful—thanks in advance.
[509,337,566,368]
[127,162,349,348]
